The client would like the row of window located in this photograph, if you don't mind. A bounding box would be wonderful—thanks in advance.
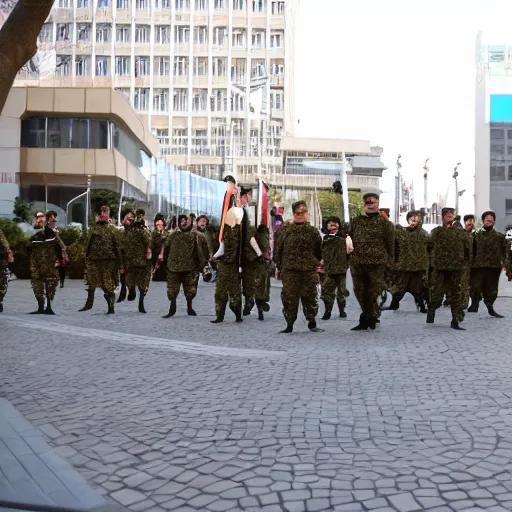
[41,23,283,48]
[490,165,512,181]
[60,0,285,14]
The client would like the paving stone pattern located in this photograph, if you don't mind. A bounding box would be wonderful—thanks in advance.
[2,276,512,511]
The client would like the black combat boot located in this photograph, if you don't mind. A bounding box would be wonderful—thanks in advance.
[321,303,333,320]
[138,292,147,314]
[338,305,347,318]
[30,298,45,315]
[255,299,265,321]
[235,303,243,323]
[0,301,3,313]
[450,318,465,330]
[105,293,115,314]
[351,313,369,331]
[415,297,427,314]
[187,298,196,316]
[45,299,55,315]
[426,309,435,323]
[382,297,400,311]
[163,298,177,318]
[367,316,377,330]
[117,283,127,303]
[79,289,94,312]
[279,322,294,333]
[243,297,254,316]
[486,303,504,318]
[211,301,227,323]
[467,298,479,313]
[308,320,324,333]
[127,288,136,301]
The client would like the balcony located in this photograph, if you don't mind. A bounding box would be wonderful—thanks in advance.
[115,8,132,23]
[113,76,132,87]
[134,10,151,23]
[174,42,190,54]
[134,76,151,87]
[212,75,228,86]
[153,75,171,86]
[93,76,113,87]
[76,8,93,21]
[52,8,74,23]
[173,75,189,86]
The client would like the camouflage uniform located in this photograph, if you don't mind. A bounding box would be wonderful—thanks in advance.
[80,221,122,313]
[151,229,168,282]
[389,221,429,310]
[349,213,395,328]
[0,231,9,309]
[428,225,471,324]
[213,225,243,322]
[321,224,349,318]
[274,222,322,327]
[29,226,64,314]
[469,228,508,313]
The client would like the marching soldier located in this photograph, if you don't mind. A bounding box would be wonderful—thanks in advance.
[117,209,135,303]
[468,210,509,318]
[122,211,152,313]
[349,193,395,330]
[321,216,349,320]
[47,210,68,289]
[274,200,324,333]
[251,224,272,321]
[0,229,10,313]
[160,214,208,318]
[80,207,122,314]
[151,213,168,282]
[195,215,218,257]
[427,207,470,330]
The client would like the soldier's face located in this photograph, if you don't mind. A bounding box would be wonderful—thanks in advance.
[327,222,339,234]
[293,207,308,223]
[48,216,57,228]
[179,218,189,229]
[408,216,419,229]
[35,213,46,228]
[124,214,134,225]
[155,220,164,231]
[465,219,474,231]
[240,194,250,206]
[197,218,207,230]
[443,212,455,225]
[483,215,495,228]
[364,197,379,213]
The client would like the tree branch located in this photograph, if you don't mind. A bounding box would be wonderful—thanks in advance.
[0,0,54,114]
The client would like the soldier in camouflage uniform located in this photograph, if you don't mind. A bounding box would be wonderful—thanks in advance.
[29,212,66,315]
[0,230,10,313]
[320,216,349,320]
[122,212,152,313]
[80,207,122,314]
[426,207,471,330]
[349,193,395,330]
[274,201,324,333]
[383,211,429,313]
[195,215,218,257]
[467,210,509,317]
[116,209,135,303]
[211,207,244,323]
[151,213,168,282]
[252,224,272,321]
[160,214,208,318]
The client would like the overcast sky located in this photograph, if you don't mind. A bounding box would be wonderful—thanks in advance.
[294,0,512,216]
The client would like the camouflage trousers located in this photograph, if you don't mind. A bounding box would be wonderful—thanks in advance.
[242,260,269,302]
[31,268,59,301]
[351,264,386,323]
[391,270,426,301]
[125,265,152,294]
[215,261,242,316]
[321,272,347,311]
[281,269,319,324]
[430,269,465,322]
[0,265,8,302]
[167,271,199,300]
[461,266,471,309]
[470,267,501,307]
[86,260,119,294]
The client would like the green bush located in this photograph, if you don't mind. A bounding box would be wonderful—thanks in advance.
[67,234,87,280]
[0,219,31,279]
[0,218,26,246]
[58,226,82,247]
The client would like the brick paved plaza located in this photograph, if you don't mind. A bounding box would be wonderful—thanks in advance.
[2,276,512,512]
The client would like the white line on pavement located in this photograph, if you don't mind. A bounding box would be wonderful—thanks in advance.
[2,317,286,359]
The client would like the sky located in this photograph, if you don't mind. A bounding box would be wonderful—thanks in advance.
[294,0,512,218]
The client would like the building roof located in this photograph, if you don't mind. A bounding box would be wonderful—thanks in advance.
[351,155,387,171]
[281,136,371,155]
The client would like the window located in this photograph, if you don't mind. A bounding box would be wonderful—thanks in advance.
[136,0,148,8]
[194,26,208,44]
[47,118,71,148]
[75,56,90,76]
[134,88,150,111]
[96,24,110,43]
[233,0,244,9]
[175,0,190,9]
[491,165,505,181]
[117,0,129,7]
[193,57,208,76]
[195,0,207,9]
[275,92,282,109]
[135,56,150,77]
[116,25,130,42]
[56,23,72,41]
[270,62,284,75]
[212,58,226,76]
[252,30,265,48]
[491,144,505,156]
[270,31,283,48]
[39,24,53,43]
[115,88,130,101]
[211,89,228,112]
[113,126,143,167]
[55,55,72,76]
[172,128,188,155]
[77,24,91,42]
[192,130,208,155]
[96,56,109,76]
[77,0,89,7]
[89,120,109,149]
[271,0,284,14]
[155,56,170,76]
[509,165,512,180]
[232,29,246,47]
[135,25,150,43]
[491,128,505,140]
[155,25,170,44]
[115,56,131,75]
[174,56,188,75]
[155,0,171,7]
[173,89,188,111]
[97,0,110,7]
[154,129,170,155]
[214,0,225,7]
[59,0,72,7]
[252,0,265,13]
[21,118,47,148]
[153,89,169,112]
[175,26,190,43]
[213,27,227,47]
[71,119,89,148]
[231,58,246,82]
[251,60,265,78]
[506,199,512,215]
[231,93,245,112]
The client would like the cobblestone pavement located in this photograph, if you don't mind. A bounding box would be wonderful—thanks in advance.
[2,276,512,512]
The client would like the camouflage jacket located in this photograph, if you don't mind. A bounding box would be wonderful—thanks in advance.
[395,225,430,272]
[86,221,122,263]
[165,229,208,273]
[0,231,9,262]
[255,226,271,257]
[429,225,470,270]
[122,225,152,268]
[472,228,509,268]
[221,225,241,265]
[349,213,395,266]
[274,222,322,272]
[29,226,63,275]
[322,228,349,275]
[196,227,218,257]
[151,229,169,264]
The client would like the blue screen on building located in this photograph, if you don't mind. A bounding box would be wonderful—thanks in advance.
[490,94,512,122]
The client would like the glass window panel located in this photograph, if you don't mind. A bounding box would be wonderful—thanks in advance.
[21,118,47,148]
[89,119,109,149]
[71,119,89,148]
[47,118,71,148]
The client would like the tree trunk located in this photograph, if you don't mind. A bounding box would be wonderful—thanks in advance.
[0,0,54,114]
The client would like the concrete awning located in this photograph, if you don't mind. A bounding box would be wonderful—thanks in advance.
[281,136,372,155]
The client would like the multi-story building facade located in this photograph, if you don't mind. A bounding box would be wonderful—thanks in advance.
[14,0,297,186]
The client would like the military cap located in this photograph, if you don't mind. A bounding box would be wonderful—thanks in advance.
[463,214,475,222]
[240,187,252,196]
[292,200,308,213]
[223,175,236,184]
[178,214,188,224]
[46,210,58,218]
[121,207,134,219]
[363,192,380,201]
[326,216,341,225]
[481,210,496,221]
[455,215,461,222]
[441,207,455,217]
[154,213,165,223]
[135,208,146,217]
[406,211,420,221]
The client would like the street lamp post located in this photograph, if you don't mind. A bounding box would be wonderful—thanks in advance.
[395,155,402,224]
[453,162,461,212]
